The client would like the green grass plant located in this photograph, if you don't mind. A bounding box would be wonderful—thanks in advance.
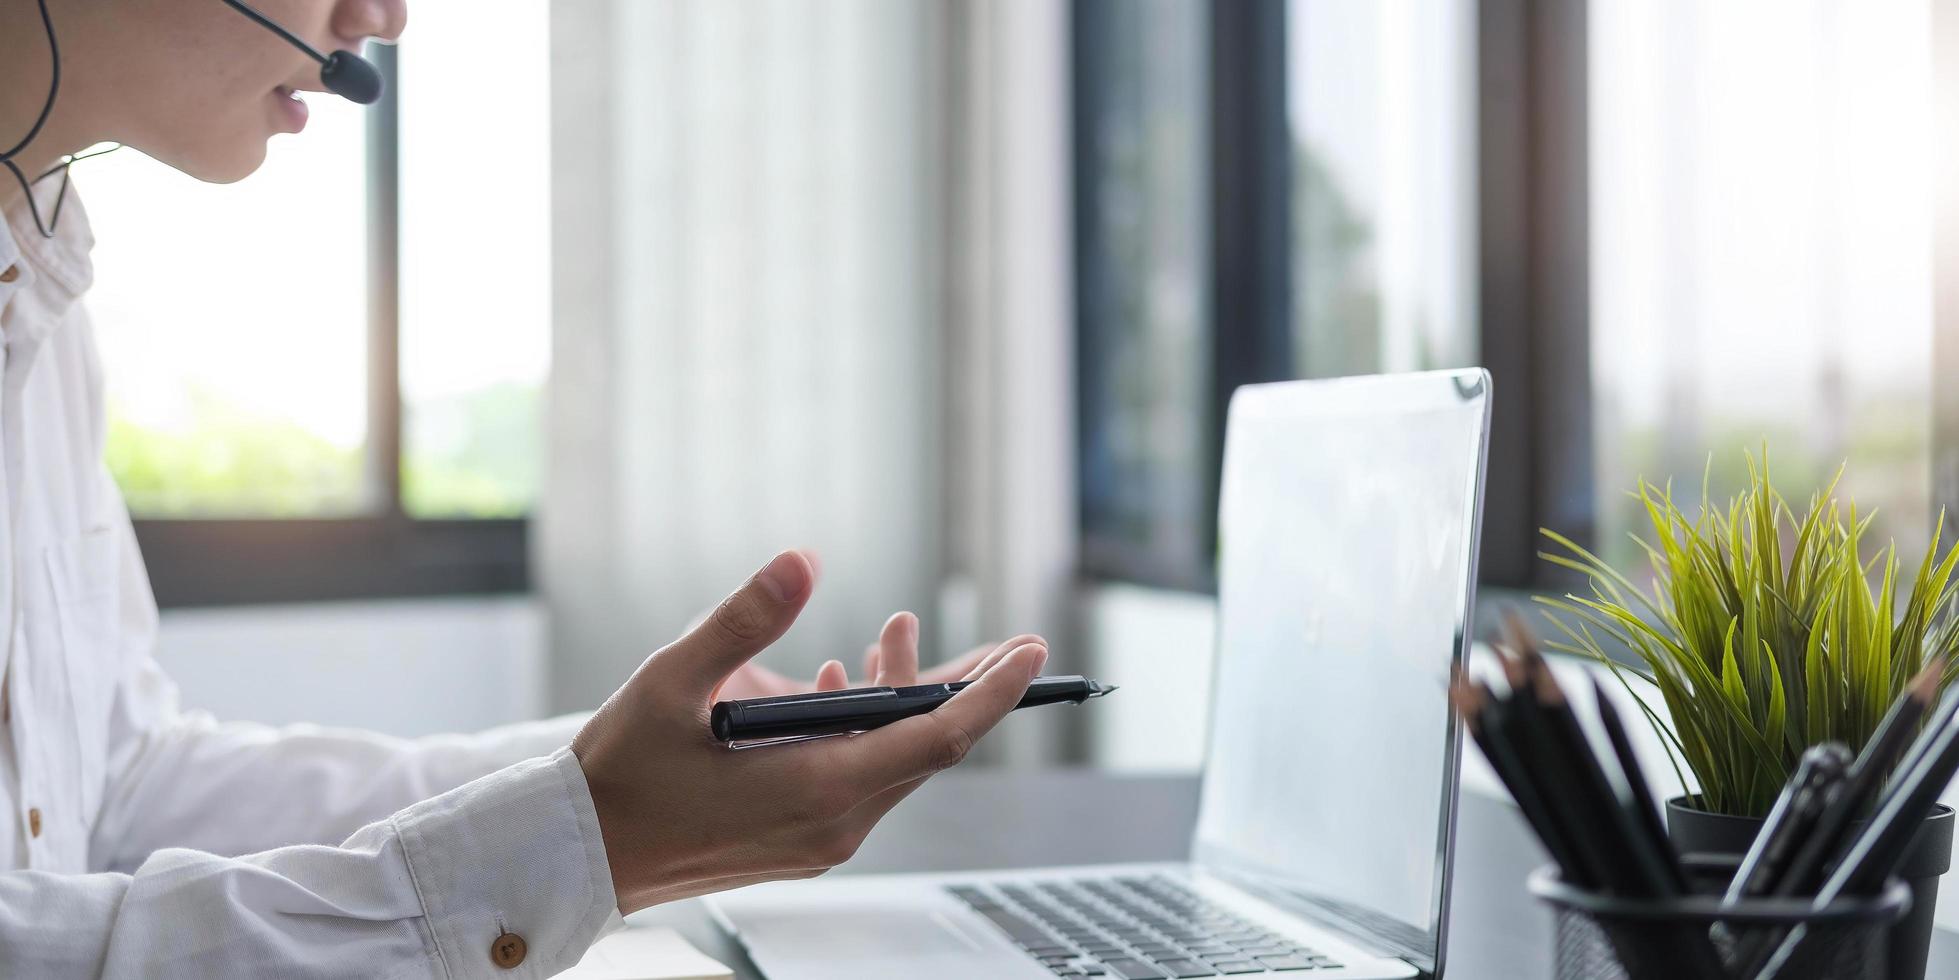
[1537,451,1959,817]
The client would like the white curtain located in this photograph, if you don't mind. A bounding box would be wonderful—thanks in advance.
[542,0,1074,768]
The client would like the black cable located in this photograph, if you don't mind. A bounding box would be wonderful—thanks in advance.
[220,0,330,66]
[1,0,59,160]
[36,143,122,231]
[2,0,65,238]
[33,142,120,184]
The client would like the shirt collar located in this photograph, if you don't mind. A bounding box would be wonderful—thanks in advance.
[0,174,97,341]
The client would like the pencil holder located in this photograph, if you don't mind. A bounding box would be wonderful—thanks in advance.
[1528,863,1912,980]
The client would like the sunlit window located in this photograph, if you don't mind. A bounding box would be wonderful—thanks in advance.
[87,99,370,517]
[1288,0,1477,378]
[84,1,550,521]
[1590,0,1932,566]
[399,1,550,518]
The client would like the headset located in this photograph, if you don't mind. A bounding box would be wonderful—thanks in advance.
[1,0,382,239]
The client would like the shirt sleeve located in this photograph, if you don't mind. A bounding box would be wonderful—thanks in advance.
[0,748,618,978]
[89,486,592,868]
[90,693,591,868]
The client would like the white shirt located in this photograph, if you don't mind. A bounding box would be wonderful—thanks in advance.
[0,183,617,977]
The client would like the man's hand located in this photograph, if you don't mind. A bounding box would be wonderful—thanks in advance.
[714,616,996,700]
[571,551,1046,914]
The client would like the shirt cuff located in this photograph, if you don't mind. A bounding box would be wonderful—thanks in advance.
[393,748,618,978]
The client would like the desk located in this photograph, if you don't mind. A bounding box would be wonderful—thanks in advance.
[630,769,1959,979]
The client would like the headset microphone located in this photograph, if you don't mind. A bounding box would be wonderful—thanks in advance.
[220,0,384,105]
[5,0,383,239]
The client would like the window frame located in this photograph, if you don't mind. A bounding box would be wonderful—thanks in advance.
[128,45,531,608]
[1072,0,1594,600]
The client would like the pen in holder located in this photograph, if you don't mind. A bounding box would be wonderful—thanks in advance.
[1529,857,1912,980]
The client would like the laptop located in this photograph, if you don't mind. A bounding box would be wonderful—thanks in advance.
[709,369,1493,980]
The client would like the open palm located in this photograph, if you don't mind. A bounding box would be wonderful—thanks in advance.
[712,611,995,701]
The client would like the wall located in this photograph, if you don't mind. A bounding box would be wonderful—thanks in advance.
[1083,583,1216,772]
[154,596,548,737]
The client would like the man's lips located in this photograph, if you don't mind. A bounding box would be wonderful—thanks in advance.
[271,85,310,132]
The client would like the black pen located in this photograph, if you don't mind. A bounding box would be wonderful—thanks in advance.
[1754,692,1959,978]
[1820,691,1959,898]
[1771,660,1945,898]
[712,675,1118,743]
[1728,743,1853,903]
[1722,743,1852,971]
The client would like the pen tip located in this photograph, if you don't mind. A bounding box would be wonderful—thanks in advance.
[1093,684,1119,697]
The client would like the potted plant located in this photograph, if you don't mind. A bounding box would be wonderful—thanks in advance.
[1538,453,1957,980]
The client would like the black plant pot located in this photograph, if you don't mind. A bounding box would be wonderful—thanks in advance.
[1667,797,1954,980]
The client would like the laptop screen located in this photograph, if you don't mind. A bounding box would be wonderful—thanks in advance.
[1191,370,1489,974]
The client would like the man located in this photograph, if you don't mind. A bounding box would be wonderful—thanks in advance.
[0,0,1045,975]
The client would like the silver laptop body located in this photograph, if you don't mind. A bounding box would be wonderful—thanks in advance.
[709,370,1493,980]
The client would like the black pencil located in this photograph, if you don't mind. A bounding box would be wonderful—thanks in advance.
[1592,676,1689,893]
[1505,612,1680,899]
[1492,644,1619,890]
[1501,614,1723,978]
[1462,680,1596,887]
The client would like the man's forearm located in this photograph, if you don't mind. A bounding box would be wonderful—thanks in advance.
[92,709,590,870]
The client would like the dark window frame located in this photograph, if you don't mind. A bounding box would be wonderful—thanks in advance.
[1073,0,1593,601]
[130,45,530,608]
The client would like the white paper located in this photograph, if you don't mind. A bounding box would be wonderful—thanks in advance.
[555,926,734,980]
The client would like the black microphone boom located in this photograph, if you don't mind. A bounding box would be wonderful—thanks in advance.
[220,0,384,105]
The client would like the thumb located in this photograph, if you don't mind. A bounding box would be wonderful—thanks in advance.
[666,550,815,702]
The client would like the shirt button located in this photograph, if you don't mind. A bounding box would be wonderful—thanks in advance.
[27,808,41,838]
[490,932,527,969]
[0,265,17,283]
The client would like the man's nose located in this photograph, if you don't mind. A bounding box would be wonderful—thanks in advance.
[332,0,407,46]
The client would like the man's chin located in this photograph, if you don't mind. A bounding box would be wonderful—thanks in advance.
[198,145,272,186]
[141,138,271,186]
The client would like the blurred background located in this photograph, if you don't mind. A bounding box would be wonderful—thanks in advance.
[77,0,1950,774]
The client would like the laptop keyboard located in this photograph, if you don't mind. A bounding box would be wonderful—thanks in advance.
[947,874,1344,977]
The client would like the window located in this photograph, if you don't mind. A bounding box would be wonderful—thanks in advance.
[1073,0,1212,588]
[1287,0,1477,381]
[90,92,371,517]
[84,3,550,605]
[1075,0,1940,597]
[399,2,551,518]
[1074,0,1479,589]
[1589,0,1933,569]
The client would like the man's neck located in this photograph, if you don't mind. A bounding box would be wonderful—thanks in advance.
[0,2,90,218]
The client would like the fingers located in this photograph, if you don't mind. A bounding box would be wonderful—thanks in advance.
[961,633,1048,682]
[861,644,881,685]
[662,551,815,702]
[919,642,998,685]
[814,660,849,692]
[712,661,800,702]
[874,612,920,686]
[837,640,1047,794]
